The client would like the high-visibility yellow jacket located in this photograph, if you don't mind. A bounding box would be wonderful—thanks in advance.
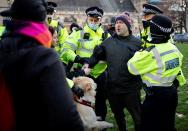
[48,20,68,53]
[140,27,150,48]
[61,24,109,78]
[128,41,186,87]
[141,27,175,47]
[0,25,5,39]
[66,78,74,88]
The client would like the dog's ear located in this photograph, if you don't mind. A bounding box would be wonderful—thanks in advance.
[85,83,92,92]
[92,82,97,90]
[73,77,81,85]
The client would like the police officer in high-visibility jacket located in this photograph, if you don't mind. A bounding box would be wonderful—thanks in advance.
[61,6,109,121]
[141,3,163,48]
[47,1,68,54]
[128,14,186,131]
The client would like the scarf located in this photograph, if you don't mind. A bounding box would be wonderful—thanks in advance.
[15,21,52,48]
[2,20,52,48]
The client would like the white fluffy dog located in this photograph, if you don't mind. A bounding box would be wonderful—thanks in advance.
[73,76,113,131]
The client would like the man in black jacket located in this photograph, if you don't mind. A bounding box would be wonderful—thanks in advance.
[84,15,143,131]
[0,0,84,130]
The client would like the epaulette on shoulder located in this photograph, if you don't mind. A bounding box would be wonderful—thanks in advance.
[75,28,83,32]
[145,45,155,52]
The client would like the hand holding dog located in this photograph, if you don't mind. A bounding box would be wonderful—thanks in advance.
[82,64,91,75]
[83,67,91,75]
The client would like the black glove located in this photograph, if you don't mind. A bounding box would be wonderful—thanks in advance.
[72,86,84,98]
[173,79,179,88]
[74,55,89,64]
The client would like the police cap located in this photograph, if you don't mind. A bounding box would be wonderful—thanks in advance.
[142,3,163,16]
[150,14,174,36]
[85,6,103,18]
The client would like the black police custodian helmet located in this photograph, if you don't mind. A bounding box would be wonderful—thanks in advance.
[150,14,174,37]
[142,3,163,16]
[85,6,104,18]
[47,1,57,15]
[0,0,47,22]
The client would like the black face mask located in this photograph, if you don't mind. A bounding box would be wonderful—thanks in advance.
[147,33,169,44]
[142,20,150,29]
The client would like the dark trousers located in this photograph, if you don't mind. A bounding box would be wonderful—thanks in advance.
[92,72,107,121]
[141,86,178,131]
[108,91,141,131]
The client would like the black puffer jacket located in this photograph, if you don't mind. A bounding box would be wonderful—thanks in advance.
[0,34,84,131]
[89,34,143,93]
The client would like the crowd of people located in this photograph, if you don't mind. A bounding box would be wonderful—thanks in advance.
[0,0,186,131]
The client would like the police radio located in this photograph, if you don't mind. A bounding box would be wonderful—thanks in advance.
[83,33,90,40]
[102,31,108,41]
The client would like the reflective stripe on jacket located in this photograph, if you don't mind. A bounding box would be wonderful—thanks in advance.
[0,26,5,39]
[61,24,109,78]
[141,27,150,48]
[66,78,74,88]
[128,42,186,87]
[48,20,68,53]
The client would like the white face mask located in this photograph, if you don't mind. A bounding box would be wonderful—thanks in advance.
[88,22,99,30]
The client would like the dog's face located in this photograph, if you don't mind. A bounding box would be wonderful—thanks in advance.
[73,76,97,104]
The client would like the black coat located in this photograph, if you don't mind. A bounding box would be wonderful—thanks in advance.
[89,34,143,93]
[0,34,84,131]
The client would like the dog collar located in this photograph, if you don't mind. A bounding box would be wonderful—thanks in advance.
[74,97,95,109]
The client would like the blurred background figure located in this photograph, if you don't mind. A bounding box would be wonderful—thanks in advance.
[46,1,69,54]
[107,16,116,36]
[48,26,58,48]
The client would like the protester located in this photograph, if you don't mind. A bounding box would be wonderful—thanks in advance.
[84,14,143,131]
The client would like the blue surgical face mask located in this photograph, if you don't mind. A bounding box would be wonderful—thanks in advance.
[88,22,99,31]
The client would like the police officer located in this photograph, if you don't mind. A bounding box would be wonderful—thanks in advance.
[47,1,68,54]
[128,14,186,131]
[141,3,163,48]
[61,6,109,121]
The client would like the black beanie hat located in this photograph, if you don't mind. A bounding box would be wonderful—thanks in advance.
[150,14,174,36]
[115,15,131,30]
[0,0,47,22]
